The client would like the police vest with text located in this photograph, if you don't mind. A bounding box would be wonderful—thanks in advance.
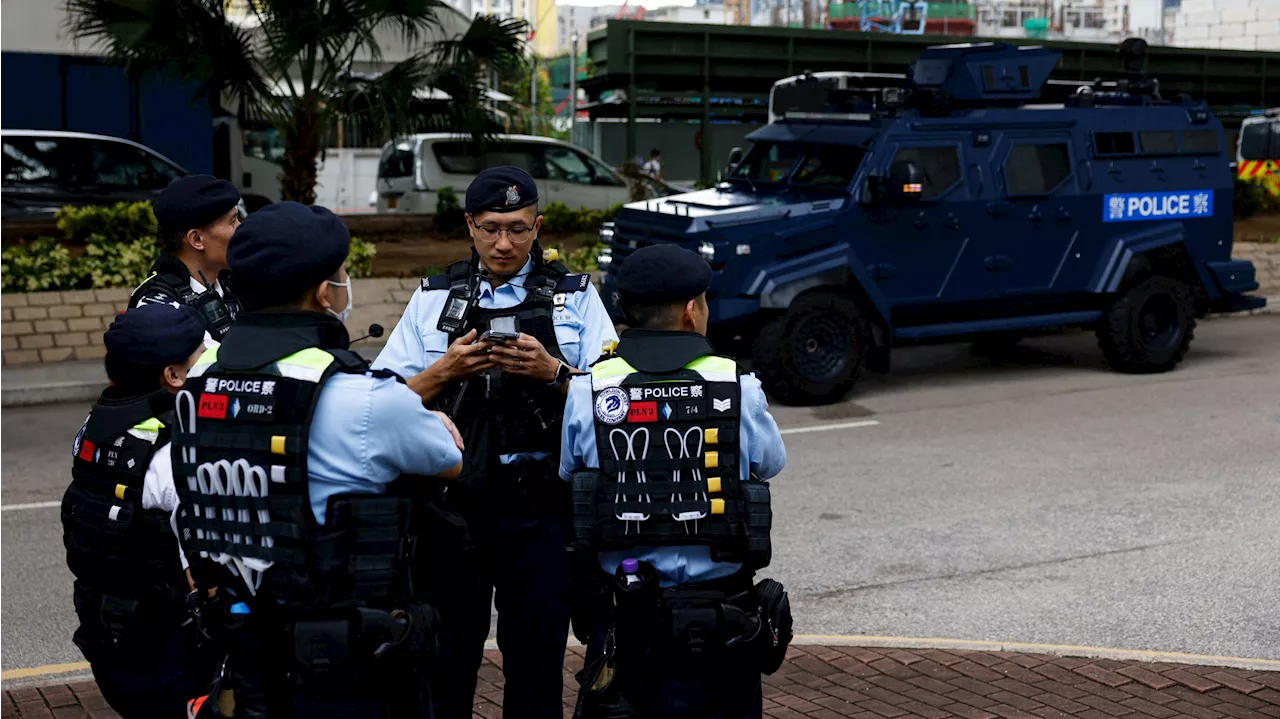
[574,354,772,569]
[423,254,590,490]
[173,345,414,608]
[62,390,185,659]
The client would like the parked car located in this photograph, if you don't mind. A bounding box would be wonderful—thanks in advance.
[375,134,630,213]
[1,130,187,218]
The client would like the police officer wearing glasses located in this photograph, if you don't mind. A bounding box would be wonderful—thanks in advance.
[376,166,618,718]
[130,175,245,344]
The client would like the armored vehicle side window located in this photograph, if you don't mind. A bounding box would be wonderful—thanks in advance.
[1095,132,1136,156]
[791,145,867,188]
[732,142,803,183]
[1005,143,1071,195]
[888,146,960,199]
[1138,131,1178,154]
[1179,130,1218,153]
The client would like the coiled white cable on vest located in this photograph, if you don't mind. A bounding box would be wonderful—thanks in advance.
[664,427,708,534]
[609,427,652,533]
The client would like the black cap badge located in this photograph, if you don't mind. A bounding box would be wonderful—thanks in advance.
[505,185,520,206]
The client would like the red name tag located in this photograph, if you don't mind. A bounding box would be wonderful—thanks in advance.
[198,394,229,419]
[78,439,96,462]
[628,401,658,423]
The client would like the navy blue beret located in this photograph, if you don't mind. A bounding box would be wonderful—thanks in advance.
[153,175,241,232]
[465,166,539,215]
[104,303,207,366]
[227,201,349,309]
[615,244,712,302]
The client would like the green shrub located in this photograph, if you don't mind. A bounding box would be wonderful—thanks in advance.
[57,202,157,244]
[346,236,377,278]
[77,238,159,290]
[540,202,577,234]
[564,240,605,274]
[1,237,77,292]
[539,202,623,235]
[435,187,466,230]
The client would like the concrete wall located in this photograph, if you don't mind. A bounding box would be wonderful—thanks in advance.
[1169,0,1280,51]
[0,279,425,367]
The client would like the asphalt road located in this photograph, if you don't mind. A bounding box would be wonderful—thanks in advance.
[4,316,1279,683]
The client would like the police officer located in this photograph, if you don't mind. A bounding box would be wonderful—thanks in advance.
[62,303,218,718]
[173,202,464,718]
[559,244,794,719]
[375,166,618,718]
[131,174,244,343]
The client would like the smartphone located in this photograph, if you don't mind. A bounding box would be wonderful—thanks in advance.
[479,329,519,343]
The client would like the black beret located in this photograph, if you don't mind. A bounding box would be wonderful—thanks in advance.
[615,244,712,302]
[104,303,207,366]
[465,166,539,214]
[227,201,349,309]
[153,175,241,232]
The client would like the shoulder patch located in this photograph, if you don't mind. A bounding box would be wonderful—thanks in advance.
[555,273,591,293]
[421,275,451,291]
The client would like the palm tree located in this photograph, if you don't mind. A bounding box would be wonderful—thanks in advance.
[67,0,528,204]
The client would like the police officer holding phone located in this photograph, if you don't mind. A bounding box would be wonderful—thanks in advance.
[376,166,618,718]
[130,175,245,344]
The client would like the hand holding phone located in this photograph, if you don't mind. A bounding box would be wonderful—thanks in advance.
[479,329,519,344]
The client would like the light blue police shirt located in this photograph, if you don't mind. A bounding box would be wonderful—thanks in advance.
[307,373,462,524]
[374,257,619,464]
[558,372,786,587]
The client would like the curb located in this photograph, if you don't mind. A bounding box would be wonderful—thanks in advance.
[790,634,1280,672]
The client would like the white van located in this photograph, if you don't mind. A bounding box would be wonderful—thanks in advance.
[375,134,629,213]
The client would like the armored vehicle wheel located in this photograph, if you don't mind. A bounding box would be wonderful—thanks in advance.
[752,291,868,406]
[1097,276,1196,374]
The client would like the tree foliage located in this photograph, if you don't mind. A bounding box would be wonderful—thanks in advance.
[67,0,529,204]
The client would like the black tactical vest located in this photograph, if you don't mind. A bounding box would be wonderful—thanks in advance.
[422,253,591,502]
[62,389,186,658]
[172,315,415,609]
[572,331,772,570]
[130,253,240,341]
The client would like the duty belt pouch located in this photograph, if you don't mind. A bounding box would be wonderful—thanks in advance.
[292,618,353,687]
[659,590,728,663]
[754,578,794,675]
[575,627,642,719]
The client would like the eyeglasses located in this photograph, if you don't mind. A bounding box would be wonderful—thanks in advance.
[473,225,535,244]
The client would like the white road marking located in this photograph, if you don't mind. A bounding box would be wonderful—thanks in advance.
[780,419,880,435]
[1,500,61,513]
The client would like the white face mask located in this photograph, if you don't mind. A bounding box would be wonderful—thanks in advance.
[325,279,353,323]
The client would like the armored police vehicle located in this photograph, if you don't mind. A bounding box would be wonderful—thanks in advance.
[597,39,1266,405]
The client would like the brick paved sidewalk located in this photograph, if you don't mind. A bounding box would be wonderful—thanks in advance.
[6,646,1278,719]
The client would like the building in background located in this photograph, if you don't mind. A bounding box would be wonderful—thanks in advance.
[559,4,621,53]
[1167,0,1279,50]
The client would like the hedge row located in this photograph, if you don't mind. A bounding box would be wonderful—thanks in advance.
[1,203,376,293]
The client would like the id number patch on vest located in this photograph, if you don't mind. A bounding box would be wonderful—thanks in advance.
[627,401,658,423]
[198,393,229,419]
[227,394,276,422]
[595,387,630,425]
